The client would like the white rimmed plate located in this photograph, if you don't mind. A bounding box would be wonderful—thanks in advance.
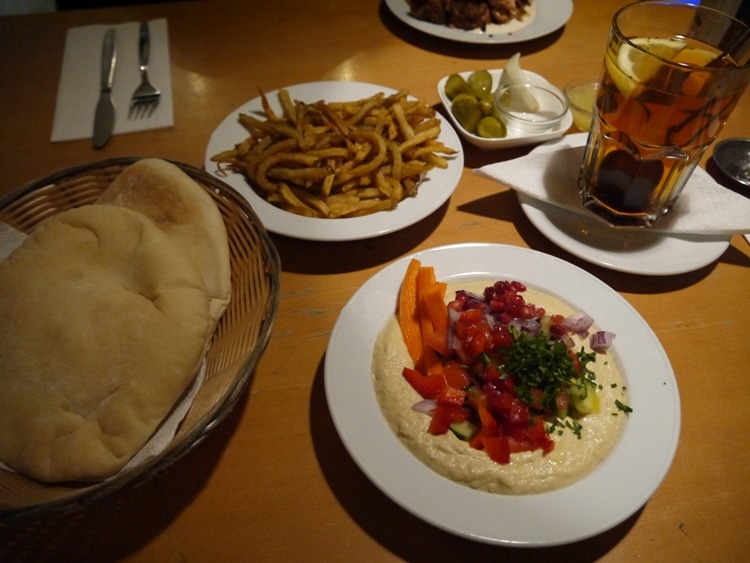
[517,133,731,275]
[437,69,572,150]
[324,243,680,546]
[519,194,732,275]
[204,82,463,241]
[385,0,573,44]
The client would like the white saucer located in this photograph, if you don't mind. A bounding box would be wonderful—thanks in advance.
[519,194,730,275]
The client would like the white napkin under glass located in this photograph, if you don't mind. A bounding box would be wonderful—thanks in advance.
[475,133,750,235]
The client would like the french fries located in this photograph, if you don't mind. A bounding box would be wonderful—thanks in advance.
[211,88,457,218]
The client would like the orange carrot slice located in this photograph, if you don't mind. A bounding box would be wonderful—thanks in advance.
[420,277,450,357]
[417,266,444,375]
[398,258,423,370]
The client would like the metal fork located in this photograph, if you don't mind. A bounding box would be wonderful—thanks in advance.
[129,21,160,118]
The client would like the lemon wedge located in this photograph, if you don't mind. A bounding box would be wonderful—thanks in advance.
[609,37,687,98]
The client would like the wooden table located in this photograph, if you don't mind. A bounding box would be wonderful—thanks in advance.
[1,1,749,560]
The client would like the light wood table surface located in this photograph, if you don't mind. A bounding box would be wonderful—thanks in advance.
[1,1,749,561]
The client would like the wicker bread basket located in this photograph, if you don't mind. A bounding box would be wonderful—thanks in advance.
[0,157,281,522]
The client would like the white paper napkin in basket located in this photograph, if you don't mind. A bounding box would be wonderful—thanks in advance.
[0,221,202,477]
[51,18,173,143]
[474,133,750,235]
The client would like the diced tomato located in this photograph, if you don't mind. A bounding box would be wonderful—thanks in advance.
[428,405,469,435]
[529,388,545,411]
[469,432,484,450]
[486,387,514,413]
[568,348,582,373]
[477,403,498,436]
[462,325,491,359]
[526,416,555,453]
[459,308,484,323]
[506,417,553,454]
[508,399,531,427]
[507,433,528,453]
[402,367,446,400]
[436,385,466,408]
[549,314,567,337]
[443,360,471,389]
[494,375,515,394]
[481,435,511,464]
[491,326,513,350]
[479,362,502,384]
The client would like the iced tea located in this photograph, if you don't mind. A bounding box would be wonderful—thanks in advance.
[579,2,750,228]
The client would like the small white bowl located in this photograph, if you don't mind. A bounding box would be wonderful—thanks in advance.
[563,79,598,132]
[437,69,572,150]
[495,82,569,135]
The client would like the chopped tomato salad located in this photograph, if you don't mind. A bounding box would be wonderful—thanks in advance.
[397,259,615,465]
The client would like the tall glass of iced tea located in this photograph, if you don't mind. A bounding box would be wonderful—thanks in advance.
[579,1,750,228]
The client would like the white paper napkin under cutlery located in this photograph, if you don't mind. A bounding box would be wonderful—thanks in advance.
[51,18,173,143]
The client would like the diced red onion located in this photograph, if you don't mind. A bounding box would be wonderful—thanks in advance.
[590,330,615,352]
[448,308,461,323]
[560,334,575,350]
[564,311,595,335]
[484,313,496,328]
[509,317,542,336]
[412,399,437,415]
[451,336,461,352]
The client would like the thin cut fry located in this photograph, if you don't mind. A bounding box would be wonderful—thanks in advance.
[211,87,457,218]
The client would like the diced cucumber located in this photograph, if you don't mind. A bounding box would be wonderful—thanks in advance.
[450,420,478,442]
[570,379,599,415]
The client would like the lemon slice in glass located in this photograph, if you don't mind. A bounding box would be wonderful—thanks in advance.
[608,37,687,98]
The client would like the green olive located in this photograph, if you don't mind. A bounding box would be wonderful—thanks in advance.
[468,70,493,98]
[476,116,507,139]
[444,74,474,101]
[451,96,483,133]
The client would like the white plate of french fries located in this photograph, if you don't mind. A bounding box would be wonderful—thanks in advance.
[205,82,464,241]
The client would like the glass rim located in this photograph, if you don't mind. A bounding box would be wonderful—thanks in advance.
[613,0,750,70]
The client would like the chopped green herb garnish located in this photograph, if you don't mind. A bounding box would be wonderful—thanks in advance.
[501,327,596,415]
[615,399,633,414]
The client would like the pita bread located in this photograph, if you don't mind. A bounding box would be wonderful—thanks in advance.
[0,205,211,482]
[97,158,231,331]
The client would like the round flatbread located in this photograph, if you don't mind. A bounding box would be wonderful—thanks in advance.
[97,158,231,331]
[0,205,211,482]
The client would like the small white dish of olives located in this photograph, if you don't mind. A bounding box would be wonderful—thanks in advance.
[438,69,572,150]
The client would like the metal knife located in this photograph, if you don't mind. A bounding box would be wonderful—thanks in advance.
[92,29,117,149]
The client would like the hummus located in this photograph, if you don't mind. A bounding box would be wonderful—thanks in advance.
[372,282,627,495]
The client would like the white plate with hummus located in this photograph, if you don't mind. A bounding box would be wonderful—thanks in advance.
[324,243,680,546]
[385,0,573,45]
[204,81,463,242]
